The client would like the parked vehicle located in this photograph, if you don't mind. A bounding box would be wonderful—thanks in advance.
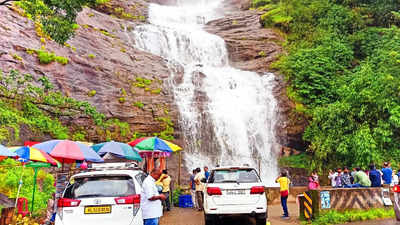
[55,163,147,225]
[203,166,267,225]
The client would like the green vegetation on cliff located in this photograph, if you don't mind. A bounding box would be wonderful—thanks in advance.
[255,0,400,169]
[5,0,107,44]
[0,69,132,144]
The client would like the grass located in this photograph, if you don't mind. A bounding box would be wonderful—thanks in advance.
[302,208,395,225]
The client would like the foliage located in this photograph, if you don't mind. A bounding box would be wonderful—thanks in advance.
[32,49,69,65]
[172,186,183,206]
[0,69,132,143]
[13,0,100,44]
[254,0,400,170]
[301,208,394,225]
[87,90,96,97]
[279,153,312,170]
[153,117,175,140]
[133,101,144,109]
[0,159,55,215]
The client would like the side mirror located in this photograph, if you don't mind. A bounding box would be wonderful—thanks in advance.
[201,178,207,183]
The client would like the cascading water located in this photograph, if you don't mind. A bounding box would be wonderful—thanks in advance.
[133,0,279,185]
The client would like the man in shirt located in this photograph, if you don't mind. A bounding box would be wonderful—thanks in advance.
[381,162,393,185]
[353,167,371,187]
[276,171,290,219]
[190,169,198,209]
[156,169,172,211]
[194,167,205,211]
[369,164,382,187]
[204,166,210,181]
[141,168,167,225]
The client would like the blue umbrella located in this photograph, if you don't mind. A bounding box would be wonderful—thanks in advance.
[92,141,142,162]
[0,144,17,157]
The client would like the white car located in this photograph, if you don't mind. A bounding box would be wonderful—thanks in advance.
[55,164,147,225]
[203,166,267,225]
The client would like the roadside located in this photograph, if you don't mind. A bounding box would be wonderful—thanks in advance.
[160,203,300,225]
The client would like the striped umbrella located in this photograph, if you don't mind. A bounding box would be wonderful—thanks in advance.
[128,137,182,158]
[0,144,17,157]
[15,146,60,166]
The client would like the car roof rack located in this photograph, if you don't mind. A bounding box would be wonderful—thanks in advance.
[87,162,140,171]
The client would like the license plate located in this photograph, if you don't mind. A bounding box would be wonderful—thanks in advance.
[226,190,245,195]
[84,205,112,214]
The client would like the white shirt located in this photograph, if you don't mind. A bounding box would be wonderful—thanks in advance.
[141,175,163,220]
[328,172,338,187]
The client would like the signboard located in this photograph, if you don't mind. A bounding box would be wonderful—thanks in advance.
[320,191,331,209]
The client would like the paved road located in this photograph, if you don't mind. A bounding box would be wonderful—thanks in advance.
[160,203,299,225]
[160,204,398,225]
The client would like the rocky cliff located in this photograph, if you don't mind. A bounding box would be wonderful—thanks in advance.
[0,0,180,145]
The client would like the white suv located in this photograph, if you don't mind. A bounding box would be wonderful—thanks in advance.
[55,165,147,225]
[203,166,267,225]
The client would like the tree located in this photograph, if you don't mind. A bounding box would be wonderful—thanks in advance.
[0,0,98,44]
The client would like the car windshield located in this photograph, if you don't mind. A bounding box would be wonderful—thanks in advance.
[208,169,260,183]
[64,175,135,199]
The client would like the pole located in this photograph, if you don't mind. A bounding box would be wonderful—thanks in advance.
[258,158,261,175]
[30,167,39,213]
[178,151,181,186]
[15,164,25,208]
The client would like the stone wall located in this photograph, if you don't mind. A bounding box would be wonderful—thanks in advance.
[266,186,393,210]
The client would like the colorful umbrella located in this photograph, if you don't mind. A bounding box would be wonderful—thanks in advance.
[32,140,103,163]
[128,137,182,152]
[15,146,60,166]
[0,144,17,157]
[91,141,142,162]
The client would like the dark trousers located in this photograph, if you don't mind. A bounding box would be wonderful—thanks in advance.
[281,196,288,217]
[196,191,204,210]
[162,191,170,210]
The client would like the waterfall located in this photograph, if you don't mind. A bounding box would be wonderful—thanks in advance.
[133,0,279,185]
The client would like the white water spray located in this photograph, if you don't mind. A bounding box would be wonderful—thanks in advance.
[133,0,279,185]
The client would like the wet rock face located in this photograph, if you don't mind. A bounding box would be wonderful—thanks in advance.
[206,7,308,152]
[0,1,179,143]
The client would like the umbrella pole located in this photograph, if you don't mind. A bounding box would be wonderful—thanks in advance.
[15,164,25,208]
[30,167,39,213]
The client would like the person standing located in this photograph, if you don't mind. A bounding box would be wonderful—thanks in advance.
[190,169,198,209]
[276,171,290,219]
[141,168,167,225]
[369,164,382,187]
[204,166,210,181]
[159,169,172,211]
[194,167,205,211]
[353,167,371,187]
[381,162,393,185]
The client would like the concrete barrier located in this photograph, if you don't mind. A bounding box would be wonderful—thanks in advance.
[266,186,393,210]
